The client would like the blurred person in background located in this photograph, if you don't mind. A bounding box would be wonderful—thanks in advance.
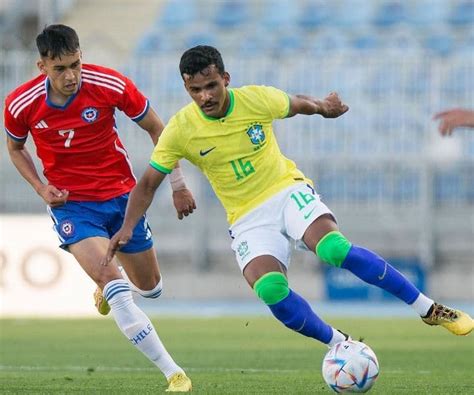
[434,108,474,136]
[3,24,193,392]
[106,45,473,351]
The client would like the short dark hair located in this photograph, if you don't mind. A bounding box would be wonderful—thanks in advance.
[36,24,80,59]
[179,45,225,78]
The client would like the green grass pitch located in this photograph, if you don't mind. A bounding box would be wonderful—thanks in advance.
[1,317,473,394]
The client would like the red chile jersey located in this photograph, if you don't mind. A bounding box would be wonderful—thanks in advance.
[3,64,150,201]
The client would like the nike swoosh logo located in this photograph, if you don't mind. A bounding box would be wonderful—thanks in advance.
[295,318,307,332]
[199,146,216,156]
[378,262,388,280]
[303,208,316,220]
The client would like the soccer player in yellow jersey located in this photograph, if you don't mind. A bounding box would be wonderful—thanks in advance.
[105,46,473,347]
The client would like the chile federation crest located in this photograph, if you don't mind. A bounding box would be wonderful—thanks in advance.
[81,107,99,123]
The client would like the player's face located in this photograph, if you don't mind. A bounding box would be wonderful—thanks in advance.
[37,51,82,99]
[183,65,230,118]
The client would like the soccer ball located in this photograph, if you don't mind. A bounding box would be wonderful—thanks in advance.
[322,340,379,393]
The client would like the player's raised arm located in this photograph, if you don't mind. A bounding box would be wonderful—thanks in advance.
[433,108,474,136]
[104,166,166,264]
[287,91,349,118]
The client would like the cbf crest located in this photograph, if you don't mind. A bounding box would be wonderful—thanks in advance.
[246,124,265,145]
[81,107,99,123]
[237,241,249,259]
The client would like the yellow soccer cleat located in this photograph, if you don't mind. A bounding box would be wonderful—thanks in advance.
[93,287,111,316]
[422,302,473,336]
[166,372,192,392]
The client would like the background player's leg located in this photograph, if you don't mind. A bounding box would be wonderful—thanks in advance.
[69,237,185,379]
[118,248,163,298]
[243,255,347,346]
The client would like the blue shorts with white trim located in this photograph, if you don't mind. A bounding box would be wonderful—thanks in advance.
[48,193,153,253]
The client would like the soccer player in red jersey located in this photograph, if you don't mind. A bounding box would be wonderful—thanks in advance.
[3,24,192,392]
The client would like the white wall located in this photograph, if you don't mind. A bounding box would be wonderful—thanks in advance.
[0,215,97,317]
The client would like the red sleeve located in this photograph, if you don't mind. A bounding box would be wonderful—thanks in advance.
[4,96,29,141]
[118,76,150,122]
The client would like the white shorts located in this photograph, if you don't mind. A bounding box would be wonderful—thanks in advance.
[229,183,335,272]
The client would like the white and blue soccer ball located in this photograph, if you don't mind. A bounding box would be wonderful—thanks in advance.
[322,340,379,393]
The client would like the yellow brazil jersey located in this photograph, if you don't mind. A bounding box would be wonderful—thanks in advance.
[150,85,311,224]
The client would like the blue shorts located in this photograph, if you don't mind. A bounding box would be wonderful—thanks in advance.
[47,193,153,253]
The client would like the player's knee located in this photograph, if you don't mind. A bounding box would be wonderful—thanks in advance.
[136,278,163,299]
[316,231,352,268]
[95,266,122,290]
[253,272,289,305]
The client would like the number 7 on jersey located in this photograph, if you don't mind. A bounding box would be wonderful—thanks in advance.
[58,129,75,148]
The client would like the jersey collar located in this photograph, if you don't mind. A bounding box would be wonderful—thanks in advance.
[45,78,81,110]
[198,89,235,121]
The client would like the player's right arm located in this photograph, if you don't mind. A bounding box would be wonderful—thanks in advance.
[6,137,69,207]
[104,166,166,264]
[433,108,474,136]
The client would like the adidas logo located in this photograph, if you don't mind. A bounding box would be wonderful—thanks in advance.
[35,120,48,129]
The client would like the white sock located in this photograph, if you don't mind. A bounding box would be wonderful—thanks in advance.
[327,328,348,347]
[104,279,182,379]
[410,293,434,316]
[118,266,163,298]
[136,278,163,299]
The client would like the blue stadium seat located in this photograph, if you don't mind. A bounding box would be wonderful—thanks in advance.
[213,1,249,29]
[448,0,474,26]
[261,0,298,30]
[423,31,455,57]
[273,33,304,53]
[296,0,332,30]
[372,1,406,27]
[333,0,374,28]
[350,30,381,50]
[158,0,197,29]
[384,28,420,52]
[406,0,449,26]
[135,29,175,54]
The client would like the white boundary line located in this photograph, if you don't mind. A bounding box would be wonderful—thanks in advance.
[0,365,427,374]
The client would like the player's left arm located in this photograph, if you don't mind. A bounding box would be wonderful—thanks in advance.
[136,108,196,219]
[287,92,349,118]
